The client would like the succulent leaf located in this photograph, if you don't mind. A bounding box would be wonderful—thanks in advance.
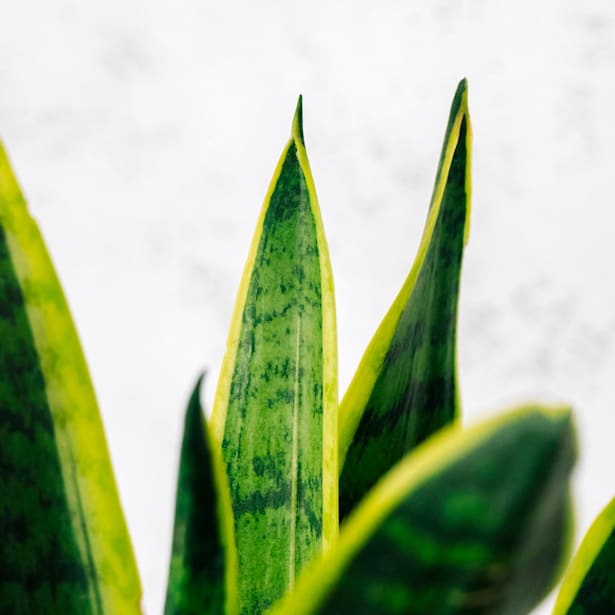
[0,142,141,612]
[210,97,338,614]
[554,496,615,614]
[339,79,472,520]
[164,375,238,615]
[272,404,576,615]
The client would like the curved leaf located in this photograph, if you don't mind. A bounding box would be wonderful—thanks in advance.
[164,375,238,615]
[272,404,576,615]
[210,98,338,614]
[339,79,472,520]
[554,496,615,614]
[0,142,141,612]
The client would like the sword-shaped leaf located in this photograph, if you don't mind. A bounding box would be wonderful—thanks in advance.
[210,98,337,614]
[553,496,615,614]
[164,375,238,615]
[0,142,141,612]
[339,79,472,520]
[272,405,576,615]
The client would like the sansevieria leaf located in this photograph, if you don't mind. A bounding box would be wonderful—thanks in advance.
[339,79,472,520]
[553,496,615,614]
[272,404,576,615]
[0,143,141,612]
[210,98,337,614]
[164,375,238,615]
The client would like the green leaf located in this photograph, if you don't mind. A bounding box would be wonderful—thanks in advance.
[271,404,576,615]
[0,143,141,612]
[553,496,615,614]
[164,375,238,615]
[209,97,338,614]
[338,79,472,520]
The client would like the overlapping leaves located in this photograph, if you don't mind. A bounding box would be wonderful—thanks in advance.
[0,80,587,615]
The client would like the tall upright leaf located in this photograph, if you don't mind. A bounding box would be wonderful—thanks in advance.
[210,98,337,614]
[339,79,472,520]
[272,405,576,615]
[554,496,615,614]
[0,143,141,612]
[165,375,238,615]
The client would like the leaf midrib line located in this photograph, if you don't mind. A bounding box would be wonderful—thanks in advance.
[289,312,301,588]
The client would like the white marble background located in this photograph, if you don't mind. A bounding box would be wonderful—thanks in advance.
[2,1,614,613]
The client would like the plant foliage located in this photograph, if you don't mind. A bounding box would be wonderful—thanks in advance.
[0,80,608,615]
[0,141,141,614]
[553,497,615,614]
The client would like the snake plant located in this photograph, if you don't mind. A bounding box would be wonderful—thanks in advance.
[0,80,608,614]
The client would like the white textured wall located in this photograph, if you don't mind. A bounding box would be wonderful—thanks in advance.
[2,2,614,613]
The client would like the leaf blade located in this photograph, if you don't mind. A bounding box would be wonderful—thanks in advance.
[164,375,238,615]
[0,142,141,612]
[339,79,472,520]
[210,98,337,614]
[554,496,615,614]
[272,404,576,615]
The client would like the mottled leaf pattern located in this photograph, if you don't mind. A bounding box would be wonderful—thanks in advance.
[210,98,337,614]
[554,496,615,614]
[339,79,472,520]
[0,141,141,613]
[272,405,576,615]
[164,375,238,615]
[2,82,586,615]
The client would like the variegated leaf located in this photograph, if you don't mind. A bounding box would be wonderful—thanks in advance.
[339,79,472,520]
[273,405,576,615]
[0,141,141,612]
[210,98,337,614]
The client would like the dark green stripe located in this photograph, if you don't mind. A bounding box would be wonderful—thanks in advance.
[222,142,324,614]
[324,410,575,615]
[340,116,468,520]
[0,224,94,614]
[164,375,228,615]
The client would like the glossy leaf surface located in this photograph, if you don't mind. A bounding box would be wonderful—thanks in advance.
[272,405,576,615]
[0,142,141,612]
[554,496,615,614]
[339,79,472,520]
[210,98,337,614]
[165,376,238,615]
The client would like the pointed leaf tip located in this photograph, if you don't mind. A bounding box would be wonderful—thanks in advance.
[292,95,305,145]
[194,371,206,395]
[455,78,472,245]
[165,372,238,615]
[187,372,206,416]
[452,78,469,117]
